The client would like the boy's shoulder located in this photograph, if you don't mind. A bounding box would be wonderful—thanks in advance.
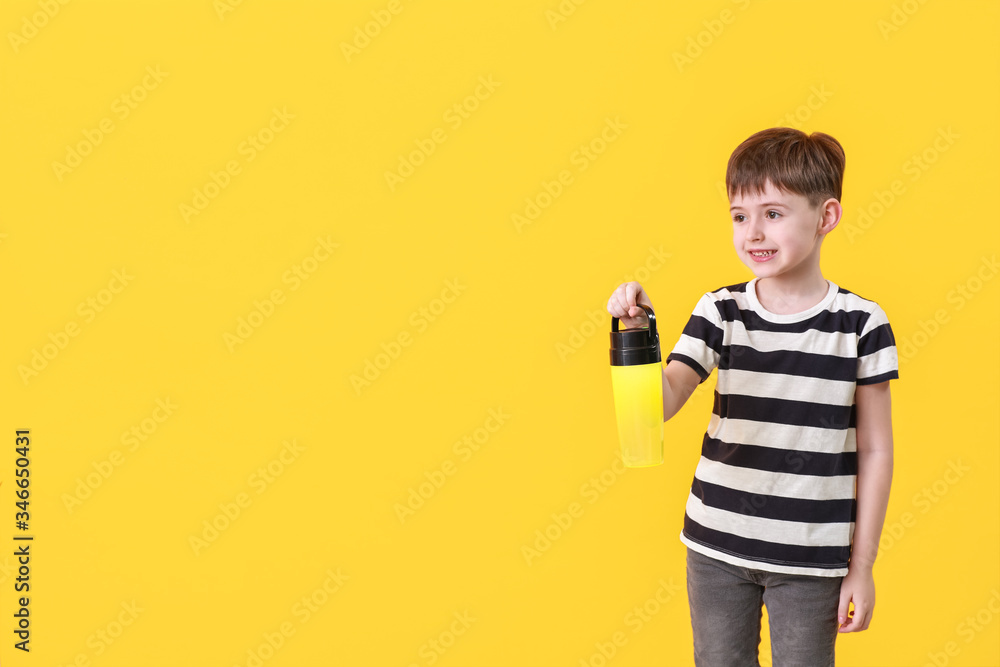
[832,285,896,338]
[686,281,751,321]
[705,280,750,299]
[834,283,877,304]
[714,280,750,294]
[832,283,892,318]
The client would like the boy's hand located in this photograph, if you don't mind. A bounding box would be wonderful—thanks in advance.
[837,567,875,632]
[607,281,654,329]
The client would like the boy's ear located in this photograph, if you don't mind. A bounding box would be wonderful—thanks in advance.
[817,198,842,235]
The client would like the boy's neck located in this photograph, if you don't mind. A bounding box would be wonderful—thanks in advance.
[754,272,830,315]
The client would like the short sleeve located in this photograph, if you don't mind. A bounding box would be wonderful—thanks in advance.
[856,303,899,385]
[665,293,724,384]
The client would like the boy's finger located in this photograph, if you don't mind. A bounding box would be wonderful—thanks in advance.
[838,606,869,632]
[626,283,638,307]
[837,596,850,628]
[837,591,851,624]
[853,604,870,630]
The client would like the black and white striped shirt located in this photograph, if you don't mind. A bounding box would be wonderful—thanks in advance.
[666,278,899,577]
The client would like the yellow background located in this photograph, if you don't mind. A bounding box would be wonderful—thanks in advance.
[2,1,999,665]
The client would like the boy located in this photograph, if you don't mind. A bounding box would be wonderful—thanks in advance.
[606,127,898,666]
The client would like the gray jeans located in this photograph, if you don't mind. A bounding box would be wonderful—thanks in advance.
[686,547,844,667]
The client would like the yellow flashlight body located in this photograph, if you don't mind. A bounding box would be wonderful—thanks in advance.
[609,304,664,467]
[611,363,664,467]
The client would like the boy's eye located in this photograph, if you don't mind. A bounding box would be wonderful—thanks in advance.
[732,212,779,223]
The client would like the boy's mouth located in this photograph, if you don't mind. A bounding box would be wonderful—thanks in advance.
[749,249,777,262]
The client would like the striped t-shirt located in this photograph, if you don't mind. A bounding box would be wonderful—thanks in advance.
[666,277,899,577]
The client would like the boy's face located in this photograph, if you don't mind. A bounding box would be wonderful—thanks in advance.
[729,180,838,283]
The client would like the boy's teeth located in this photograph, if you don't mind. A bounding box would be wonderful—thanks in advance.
[751,250,775,256]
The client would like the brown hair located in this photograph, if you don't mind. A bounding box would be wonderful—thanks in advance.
[726,127,846,209]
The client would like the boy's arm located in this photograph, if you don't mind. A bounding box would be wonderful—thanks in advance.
[663,360,702,422]
[850,380,895,571]
[838,379,894,632]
